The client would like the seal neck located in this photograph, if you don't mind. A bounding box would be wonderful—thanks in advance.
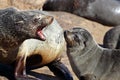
[78,43,100,60]
[68,39,101,57]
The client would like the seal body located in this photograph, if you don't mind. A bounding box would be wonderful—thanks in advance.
[0,7,53,64]
[103,26,120,49]
[0,7,73,80]
[18,18,65,67]
[43,0,74,13]
[43,0,120,26]
[64,27,120,80]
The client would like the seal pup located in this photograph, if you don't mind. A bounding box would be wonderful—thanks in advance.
[0,7,73,80]
[43,0,120,26]
[64,27,120,80]
[103,26,120,49]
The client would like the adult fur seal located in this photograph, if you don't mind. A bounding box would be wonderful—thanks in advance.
[0,7,73,80]
[64,27,120,80]
[103,26,120,49]
[43,0,120,26]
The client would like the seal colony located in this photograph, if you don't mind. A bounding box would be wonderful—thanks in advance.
[43,0,120,26]
[0,7,73,80]
[103,26,120,49]
[64,27,120,80]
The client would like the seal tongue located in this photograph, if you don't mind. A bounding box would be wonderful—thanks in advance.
[37,30,46,41]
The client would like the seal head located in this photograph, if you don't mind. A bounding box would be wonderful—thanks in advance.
[64,27,93,51]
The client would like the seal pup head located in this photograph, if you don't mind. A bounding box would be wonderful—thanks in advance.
[1,7,54,41]
[64,27,96,55]
[64,27,99,79]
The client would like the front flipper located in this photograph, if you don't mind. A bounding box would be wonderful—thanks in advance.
[47,60,73,80]
[15,56,40,80]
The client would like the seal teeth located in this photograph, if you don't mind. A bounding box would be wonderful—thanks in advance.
[37,30,46,41]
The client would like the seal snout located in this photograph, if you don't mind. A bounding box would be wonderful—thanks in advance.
[33,15,54,41]
[64,30,75,47]
[64,29,73,37]
[64,30,71,40]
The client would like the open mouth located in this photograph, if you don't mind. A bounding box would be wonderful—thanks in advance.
[36,15,54,41]
[37,25,46,41]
